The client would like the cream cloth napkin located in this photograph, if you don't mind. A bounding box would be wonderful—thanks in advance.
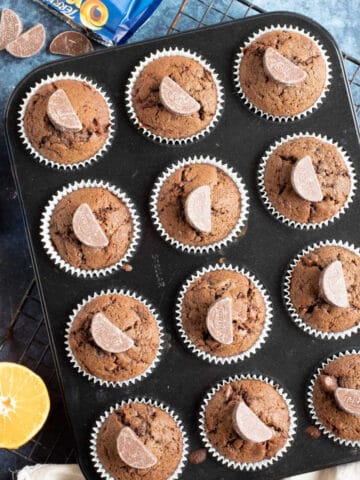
[17,462,360,479]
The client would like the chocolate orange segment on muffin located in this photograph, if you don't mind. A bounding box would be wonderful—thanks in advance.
[264,137,351,225]
[181,269,266,358]
[23,79,111,165]
[290,246,360,333]
[157,164,241,247]
[131,55,218,139]
[239,30,327,117]
[312,354,360,441]
[96,402,183,480]
[204,379,290,463]
[50,187,133,270]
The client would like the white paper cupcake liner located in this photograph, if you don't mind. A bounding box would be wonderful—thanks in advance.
[258,132,356,230]
[284,239,360,339]
[125,47,224,144]
[65,289,164,388]
[40,179,140,278]
[175,264,272,364]
[199,374,297,471]
[233,25,332,122]
[90,398,189,480]
[150,156,250,254]
[18,72,115,170]
[307,349,360,447]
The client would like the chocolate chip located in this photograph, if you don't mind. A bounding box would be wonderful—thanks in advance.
[305,425,321,439]
[122,264,133,272]
[319,374,338,393]
[189,448,207,464]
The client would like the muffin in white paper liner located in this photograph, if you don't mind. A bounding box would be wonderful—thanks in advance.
[258,133,356,230]
[199,374,297,471]
[40,179,140,278]
[283,240,360,339]
[175,264,272,364]
[150,156,249,254]
[125,47,224,144]
[307,349,360,447]
[90,398,189,480]
[233,25,331,122]
[65,289,164,388]
[18,72,115,170]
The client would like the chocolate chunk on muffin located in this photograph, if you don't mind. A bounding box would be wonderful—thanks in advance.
[312,353,360,442]
[238,29,328,118]
[50,186,133,271]
[68,292,161,384]
[204,378,291,465]
[23,78,111,165]
[130,54,219,140]
[262,136,352,226]
[96,402,184,480]
[288,244,360,334]
[179,268,268,360]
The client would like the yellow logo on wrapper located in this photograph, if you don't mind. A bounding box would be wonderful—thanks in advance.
[66,0,109,30]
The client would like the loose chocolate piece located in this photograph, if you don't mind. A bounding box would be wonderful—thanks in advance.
[206,297,233,345]
[47,89,82,133]
[232,401,273,443]
[117,427,158,469]
[49,31,93,57]
[189,448,207,465]
[91,312,134,353]
[335,388,360,417]
[0,8,22,50]
[263,46,307,86]
[184,185,212,233]
[6,24,45,58]
[159,76,200,116]
[290,155,323,202]
[305,425,321,439]
[72,203,109,248]
[319,260,349,308]
[319,375,338,394]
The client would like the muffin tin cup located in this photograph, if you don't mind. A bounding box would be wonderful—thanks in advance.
[90,398,189,480]
[199,374,297,471]
[125,47,224,145]
[150,155,250,254]
[40,179,141,278]
[233,25,332,122]
[283,240,360,339]
[18,72,115,170]
[258,132,356,230]
[307,349,360,448]
[175,264,273,364]
[65,289,164,388]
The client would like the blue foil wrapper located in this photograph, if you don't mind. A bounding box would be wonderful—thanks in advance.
[34,0,163,45]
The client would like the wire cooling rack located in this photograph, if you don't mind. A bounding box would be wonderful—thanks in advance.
[2,0,359,476]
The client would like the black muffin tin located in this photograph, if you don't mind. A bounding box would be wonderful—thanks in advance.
[5,11,360,480]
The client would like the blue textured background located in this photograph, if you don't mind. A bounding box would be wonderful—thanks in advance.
[0,0,359,329]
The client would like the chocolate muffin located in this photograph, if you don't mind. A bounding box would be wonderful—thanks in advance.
[68,293,161,384]
[96,402,184,480]
[312,353,360,442]
[238,29,328,118]
[288,245,360,334]
[154,161,245,249]
[179,268,268,360]
[130,53,219,140]
[262,136,352,226]
[49,186,134,271]
[23,78,111,165]
[203,378,291,465]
